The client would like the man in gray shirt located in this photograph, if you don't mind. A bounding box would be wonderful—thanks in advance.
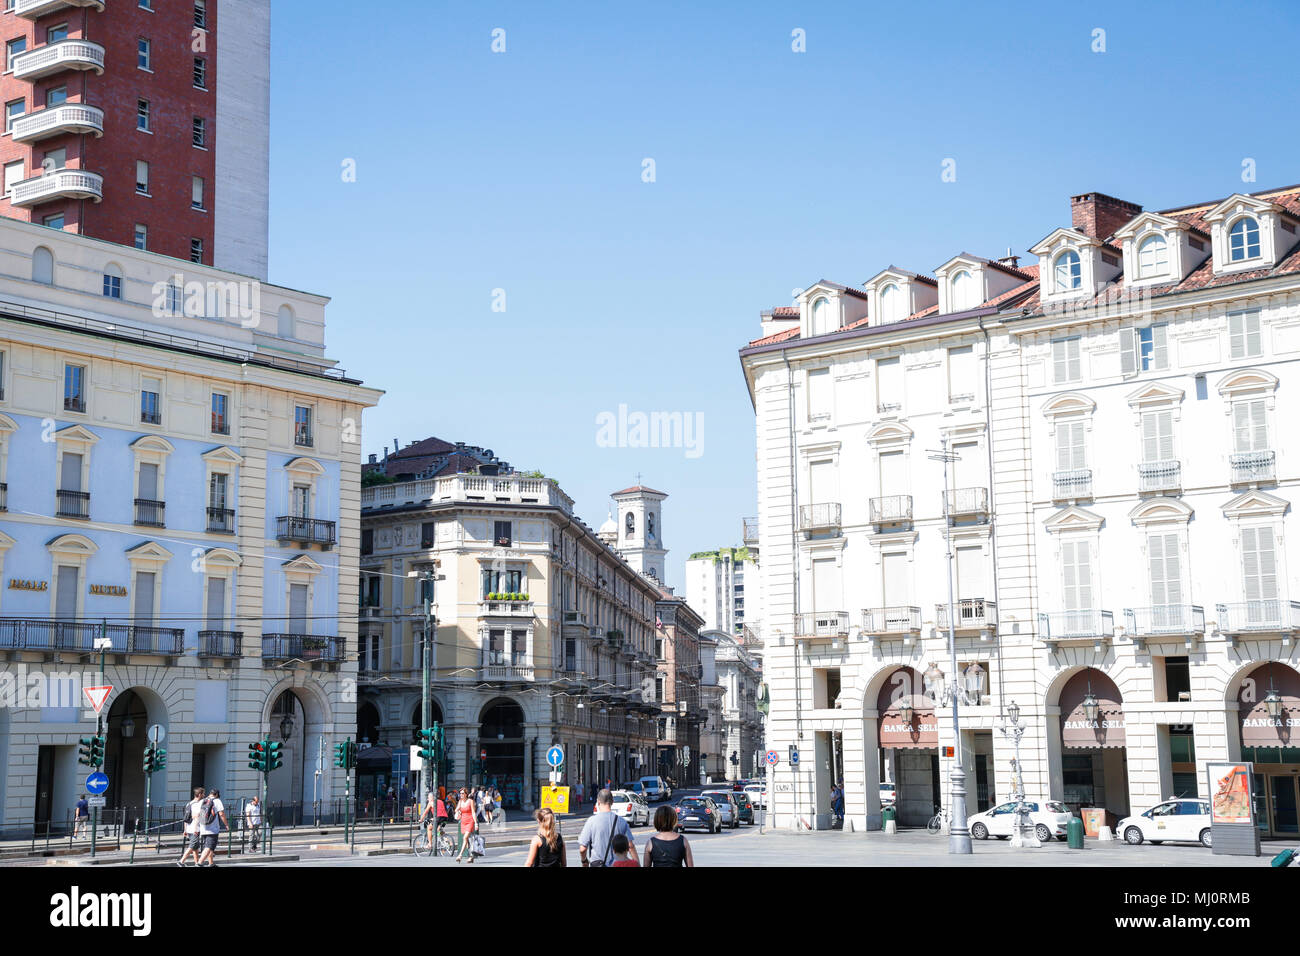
[578,789,633,867]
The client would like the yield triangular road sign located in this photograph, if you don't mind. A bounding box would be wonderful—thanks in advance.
[84,685,112,714]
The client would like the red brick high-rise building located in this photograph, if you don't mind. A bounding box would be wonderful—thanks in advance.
[0,0,269,277]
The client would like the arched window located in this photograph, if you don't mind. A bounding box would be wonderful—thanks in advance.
[879,283,901,323]
[277,305,295,338]
[950,270,975,310]
[647,513,656,539]
[1229,217,1260,261]
[625,512,634,537]
[102,263,123,300]
[810,296,830,336]
[32,246,53,285]
[1138,235,1168,278]
[1054,250,1081,290]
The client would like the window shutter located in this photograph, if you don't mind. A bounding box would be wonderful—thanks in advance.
[1229,313,1244,359]
[1149,533,1181,606]
[1246,312,1261,358]
[1119,328,1138,377]
[1251,400,1268,450]
[1152,324,1168,369]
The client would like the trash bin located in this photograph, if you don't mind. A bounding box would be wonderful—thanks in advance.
[882,805,896,826]
[1067,816,1085,849]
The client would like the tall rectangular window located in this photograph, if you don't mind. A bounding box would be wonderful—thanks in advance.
[1141,409,1174,463]
[1148,532,1182,607]
[1056,419,1086,471]
[293,405,312,446]
[211,392,228,434]
[189,237,203,263]
[193,57,207,88]
[6,37,26,70]
[1242,526,1278,604]
[1061,539,1092,611]
[876,356,902,411]
[140,378,160,424]
[137,38,151,71]
[137,98,150,132]
[1233,399,1268,452]
[191,176,204,209]
[3,160,22,197]
[494,520,512,547]
[208,472,227,510]
[63,363,85,412]
[192,116,206,148]
[194,0,207,29]
[1229,309,1262,359]
[135,160,149,194]
[134,224,147,250]
[5,99,24,133]
[806,367,830,421]
[102,272,121,299]
[1140,324,1168,371]
[947,345,976,402]
[1052,336,1081,384]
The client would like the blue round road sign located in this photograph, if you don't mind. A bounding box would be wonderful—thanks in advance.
[546,745,564,768]
[85,771,109,795]
[764,750,779,766]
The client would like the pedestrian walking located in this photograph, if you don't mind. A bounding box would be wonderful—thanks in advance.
[610,833,639,867]
[576,781,585,806]
[244,796,262,852]
[177,786,206,866]
[523,807,566,867]
[73,795,88,839]
[197,788,228,867]
[454,788,477,863]
[642,805,692,867]
[577,789,633,867]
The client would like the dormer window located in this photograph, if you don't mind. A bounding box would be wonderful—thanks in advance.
[950,270,976,311]
[810,296,831,336]
[1137,235,1168,278]
[1054,251,1081,290]
[878,284,902,323]
[1228,217,1261,262]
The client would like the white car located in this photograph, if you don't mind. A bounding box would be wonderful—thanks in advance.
[1119,798,1213,848]
[968,799,1075,842]
[638,776,672,802]
[880,782,896,806]
[611,790,649,826]
[744,784,766,809]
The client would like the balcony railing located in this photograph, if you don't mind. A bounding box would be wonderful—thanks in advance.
[10,103,104,143]
[936,598,997,632]
[1230,451,1275,485]
[1138,459,1182,494]
[133,498,165,527]
[15,0,105,19]
[0,620,182,655]
[798,502,841,534]
[10,169,103,207]
[1038,610,1114,642]
[944,487,989,518]
[196,630,242,659]
[206,507,235,534]
[56,489,89,519]
[862,606,922,635]
[1124,605,1205,642]
[0,482,6,511]
[870,495,913,526]
[294,424,313,447]
[742,516,759,544]
[64,394,86,413]
[479,663,535,681]
[262,634,342,662]
[795,611,849,639]
[1216,601,1300,637]
[1052,468,1093,501]
[478,599,534,616]
[11,39,105,81]
[276,516,336,547]
[362,473,576,517]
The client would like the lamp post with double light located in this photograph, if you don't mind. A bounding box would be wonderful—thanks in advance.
[999,699,1037,847]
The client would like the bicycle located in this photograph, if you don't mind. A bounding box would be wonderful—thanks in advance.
[413,821,456,857]
[926,805,950,835]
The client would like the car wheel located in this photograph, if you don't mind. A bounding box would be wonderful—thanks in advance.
[970,822,989,840]
[1034,824,1052,843]
[1124,826,1144,846]
[1200,828,1212,848]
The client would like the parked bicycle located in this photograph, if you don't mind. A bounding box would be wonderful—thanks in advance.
[926,804,950,835]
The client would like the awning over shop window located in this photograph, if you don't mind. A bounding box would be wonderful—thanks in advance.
[877,667,938,749]
[1238,662,1300,748]
[1059,668,1125,749]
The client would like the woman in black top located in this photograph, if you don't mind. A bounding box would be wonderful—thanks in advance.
[524,808,567,867]
[643,805,694,867]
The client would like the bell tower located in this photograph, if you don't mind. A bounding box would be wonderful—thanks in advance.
[610,483,668,584]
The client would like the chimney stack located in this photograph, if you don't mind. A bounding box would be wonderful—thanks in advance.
[1071,192,1141,241]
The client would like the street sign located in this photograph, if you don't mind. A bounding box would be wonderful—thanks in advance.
[83,685,112,714]
[93,637,112,651]
[942,746,955,758]
[764,750,779,767]
[789,745,800,766]
[85,771,109,795]
[540,786,570,814]
[148,724,165,744]
[409,745,424,767]
[546,745,564,768]
[86,796,106,808]
[480,748,487,759]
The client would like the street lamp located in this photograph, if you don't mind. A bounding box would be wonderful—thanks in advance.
[964,662,984,705]
[999,700,1037,848]
[898,695,914,726]
[1265,682,1284,719]
[120,715,136,739]
[279,711,295,742]
[1082,680,1100,723]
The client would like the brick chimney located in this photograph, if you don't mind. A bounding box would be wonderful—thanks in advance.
[1070,192,1142,241]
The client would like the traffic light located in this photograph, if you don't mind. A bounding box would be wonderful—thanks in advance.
[445,755,455,777]
[266,740,283,772]
[143,744,166,775]
[154,746,167,772]
[78,736,96,768]
[247,740,266,772]
[334,739,357,771]
[417,727,438,762]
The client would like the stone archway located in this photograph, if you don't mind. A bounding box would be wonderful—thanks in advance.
[102,686,168,820]
[1046,667,1129,817]
[479,697,525,807]
[357,700,380,748]
[261,678,333,821]
[1230,661,1300,837]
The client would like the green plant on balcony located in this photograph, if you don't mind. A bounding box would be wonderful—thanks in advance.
[302,637,327,653]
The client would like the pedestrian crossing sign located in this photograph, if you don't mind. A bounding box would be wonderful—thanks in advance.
[540,786,570,815]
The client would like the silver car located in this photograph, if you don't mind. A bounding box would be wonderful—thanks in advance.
[701,790,741,829]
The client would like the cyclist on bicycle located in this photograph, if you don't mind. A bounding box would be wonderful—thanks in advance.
[421,791,448,849]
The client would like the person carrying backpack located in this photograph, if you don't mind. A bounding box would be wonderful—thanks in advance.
[196,788,227,867]
[178,787,206,867]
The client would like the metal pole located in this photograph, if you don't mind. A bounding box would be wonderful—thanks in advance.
[422,569,435,803]
[91,622,106,860]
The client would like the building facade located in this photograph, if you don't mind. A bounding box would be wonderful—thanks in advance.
[698,632,724,783]
[653,586,704,786]
[357,468,662,808]
[686,538,760,639]
[0,216,378,834]
[0,0,270,276]
[741,184,1300,838]
[706,627,762,780]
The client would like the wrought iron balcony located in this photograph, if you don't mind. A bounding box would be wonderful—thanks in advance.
[276,515,336,548]
[197,630,242,658]
[1230,451,1275,486]
[1038,610,1114,645]
[1138,459,1182,494]
[798,502,841,534]
[936,598,997,633]
[133,498,165,527]
[944,486,989,519]
[64,394,86,413]
[10,103,104,143]
[206,507,235,534]
[742,516,759,544]
[262,634,342,662]
[1052,468,1093,501]
[15,0,105,19]
[1216,601,1300,642]
[56,489,89,519]
[11,39,105,81]
[870,495,913,527]
[862,606,922,637]
[793,611,848,641]
[0,619,182,655]
[1124,605,1205,647]
[10,169,103,207]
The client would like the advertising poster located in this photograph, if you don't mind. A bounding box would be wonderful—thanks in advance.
[1206,762,1254,824]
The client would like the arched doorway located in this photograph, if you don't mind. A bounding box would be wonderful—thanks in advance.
[1235,662,1300,838]
[410,699,444,745]
[876,666,938,827]
[104,689,153,818]
[479,698,525,808]
[357,701,380,747]
[268,690,307,815]
[1057,668,1129,818]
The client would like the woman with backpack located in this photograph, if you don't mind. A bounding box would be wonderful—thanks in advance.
[177,787,206,866]
[523,807,566,867]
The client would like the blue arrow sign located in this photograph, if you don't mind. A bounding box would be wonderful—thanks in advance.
[546,745,564,768]
[85,771,109,795]
[789,747,800,766]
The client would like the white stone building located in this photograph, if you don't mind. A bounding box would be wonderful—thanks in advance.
[740,184,1300,839]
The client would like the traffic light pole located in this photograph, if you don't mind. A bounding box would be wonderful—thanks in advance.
[91,620,106,860]
[421,568,435,803]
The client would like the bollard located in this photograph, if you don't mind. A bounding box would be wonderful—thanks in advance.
[884,818,898,835]
[1097,825,1114,842]
[130,820,139,864]
[1067,816,1085,849]
[380,815,386,850]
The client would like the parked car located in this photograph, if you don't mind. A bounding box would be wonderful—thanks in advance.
[611,789,649,827]
[639,776,672,802]
[732,791,755,825]
[880,782,896,807]
[968,800,1075,842]
[703,789,741,828]
[674,796,722,833]
[744,784,767,809]
[1118,799,1213,847]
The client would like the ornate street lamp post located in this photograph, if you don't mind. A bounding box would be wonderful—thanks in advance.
[999,700,1038,848]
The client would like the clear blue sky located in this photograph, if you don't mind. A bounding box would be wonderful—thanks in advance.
[266,0,1300,586]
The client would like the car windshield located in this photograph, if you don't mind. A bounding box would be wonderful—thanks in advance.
[680,798,708,807]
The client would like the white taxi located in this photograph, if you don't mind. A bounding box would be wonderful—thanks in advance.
[1118,799,1213,848]
[611,789,650,827]
[968,799,1075,842]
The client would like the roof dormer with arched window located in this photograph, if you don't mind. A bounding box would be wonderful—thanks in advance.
[1111,211,1210,288]
[1202,193,1300,276]
[795,280,869,339]
[933,253,1028,314]
[1029,228,1121,302]
[862,267,937,325]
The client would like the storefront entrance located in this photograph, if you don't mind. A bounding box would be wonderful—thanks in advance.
[1237,662,1300,838]
[1058,669,1129,818]
[877,667,938,827]
[479,698,525,807]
